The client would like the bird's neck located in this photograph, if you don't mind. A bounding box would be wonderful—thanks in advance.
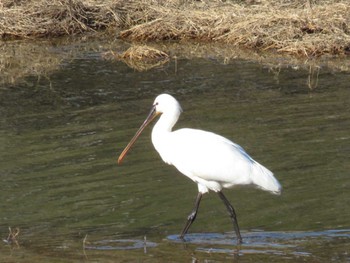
[151,110,180,149]
[153,111,179,134]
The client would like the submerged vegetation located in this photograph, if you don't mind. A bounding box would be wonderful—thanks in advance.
[1,0,349,57]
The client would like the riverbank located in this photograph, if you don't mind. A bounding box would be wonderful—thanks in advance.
[1,0,349,57]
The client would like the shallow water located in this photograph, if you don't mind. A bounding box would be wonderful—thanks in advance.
[0,41,349,262]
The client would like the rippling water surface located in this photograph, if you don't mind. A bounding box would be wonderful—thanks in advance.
[0,41,349,262]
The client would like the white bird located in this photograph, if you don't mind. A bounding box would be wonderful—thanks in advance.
[118,94,282,245]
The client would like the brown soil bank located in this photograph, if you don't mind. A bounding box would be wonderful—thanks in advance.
[1,0,349,57]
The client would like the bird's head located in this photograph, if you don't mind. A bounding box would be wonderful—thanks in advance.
[118,94,181,164]
[152,94,182,115]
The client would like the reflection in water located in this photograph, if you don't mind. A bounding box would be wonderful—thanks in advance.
[0,43,349,262]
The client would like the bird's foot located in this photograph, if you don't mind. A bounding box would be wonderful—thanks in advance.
[179,234,186,241]
[236,238,243,246]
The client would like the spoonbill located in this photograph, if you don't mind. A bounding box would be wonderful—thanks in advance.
[118,94,282,245]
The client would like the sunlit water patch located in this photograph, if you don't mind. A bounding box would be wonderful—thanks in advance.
[168,229,350,258]
[85,238,157,251]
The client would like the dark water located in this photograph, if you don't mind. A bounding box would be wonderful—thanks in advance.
[0,41,349,262]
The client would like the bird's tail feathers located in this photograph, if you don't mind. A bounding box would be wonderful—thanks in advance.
[251,161,282,195]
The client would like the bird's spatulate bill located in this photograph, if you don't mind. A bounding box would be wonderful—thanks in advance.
[118,105,159,164]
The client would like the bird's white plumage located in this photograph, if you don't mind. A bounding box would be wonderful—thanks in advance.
[117,93,282,244]
[151,94,282,195]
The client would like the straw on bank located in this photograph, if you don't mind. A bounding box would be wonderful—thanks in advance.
[1,0,350,57]
[103,45,170,71]
[118,1,350,57]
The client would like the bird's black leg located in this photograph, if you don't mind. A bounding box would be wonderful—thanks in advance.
[179,192,203,239]
[218,191,243,245]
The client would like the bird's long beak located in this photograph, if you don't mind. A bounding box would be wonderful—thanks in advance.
[118,104,159,164]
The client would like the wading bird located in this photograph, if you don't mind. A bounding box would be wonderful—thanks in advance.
[118,94,282,245]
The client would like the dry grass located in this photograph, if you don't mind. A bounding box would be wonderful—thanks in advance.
[3,227,20,247]
[118,0,350,57]
[103,45,170,71]
[1,0,349,57]
[119,45,169,61]
[0,0,122,38]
